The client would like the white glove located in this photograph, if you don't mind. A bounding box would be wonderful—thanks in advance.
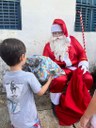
[81,65,88,74]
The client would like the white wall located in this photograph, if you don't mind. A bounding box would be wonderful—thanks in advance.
[0,0,96,64]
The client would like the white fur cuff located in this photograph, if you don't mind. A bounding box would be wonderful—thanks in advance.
[78,60,89,69]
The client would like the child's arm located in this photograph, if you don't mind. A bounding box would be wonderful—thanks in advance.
[37,76,52,96]
[78,91,96,128]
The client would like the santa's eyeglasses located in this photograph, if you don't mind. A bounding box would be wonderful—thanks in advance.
[52,32,63,37]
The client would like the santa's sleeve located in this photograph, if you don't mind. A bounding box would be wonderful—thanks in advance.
[71,36,89,69]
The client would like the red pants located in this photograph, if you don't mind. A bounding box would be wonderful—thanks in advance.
[50,68,93,93]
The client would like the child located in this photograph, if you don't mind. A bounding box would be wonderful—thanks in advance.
[78,90,96,128]
[0,38,52,128]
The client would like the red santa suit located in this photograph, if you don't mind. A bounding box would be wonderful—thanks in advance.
[43,19,93,125]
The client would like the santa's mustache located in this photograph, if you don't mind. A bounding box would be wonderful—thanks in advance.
[51,35,65,42]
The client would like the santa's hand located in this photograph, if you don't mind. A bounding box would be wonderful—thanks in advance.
[81,65,88,74]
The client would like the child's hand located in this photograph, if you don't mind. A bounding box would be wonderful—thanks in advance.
[48,76,53,83]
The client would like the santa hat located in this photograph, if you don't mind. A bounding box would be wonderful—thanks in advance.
[51,24,62,32]
[51,19,71,43]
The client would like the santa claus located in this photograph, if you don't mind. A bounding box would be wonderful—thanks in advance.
[43,19,93,127]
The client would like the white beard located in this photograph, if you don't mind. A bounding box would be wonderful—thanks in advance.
[50,35,70,62]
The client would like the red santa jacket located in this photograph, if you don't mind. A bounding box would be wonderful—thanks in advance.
[43,36,88,70]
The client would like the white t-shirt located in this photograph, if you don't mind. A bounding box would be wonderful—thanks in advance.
[3,70,41,128]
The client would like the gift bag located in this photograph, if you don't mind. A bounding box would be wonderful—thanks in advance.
[23,55,64,84]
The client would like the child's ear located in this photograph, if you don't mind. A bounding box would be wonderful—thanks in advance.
[20,54,26,61]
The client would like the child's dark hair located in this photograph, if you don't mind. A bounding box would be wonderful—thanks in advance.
[0,38,26,66]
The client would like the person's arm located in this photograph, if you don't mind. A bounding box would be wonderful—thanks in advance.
[70,36,87,61]
[28,72,52,96]
[71,36,89,74]
[78,91,96,128]
[37,76,52,96]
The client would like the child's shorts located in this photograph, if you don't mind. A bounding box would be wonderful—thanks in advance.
[11,120,42,128]
[32,120,42,128]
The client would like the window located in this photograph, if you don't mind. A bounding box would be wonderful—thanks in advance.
[75,0,96,32]
[0,0,21,30]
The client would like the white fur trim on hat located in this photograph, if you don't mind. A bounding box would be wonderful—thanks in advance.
[51,24,62,33]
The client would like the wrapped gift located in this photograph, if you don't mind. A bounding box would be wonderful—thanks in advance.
[23,55,65,84]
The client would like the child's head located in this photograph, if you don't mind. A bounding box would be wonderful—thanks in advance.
[0,38,26,66]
